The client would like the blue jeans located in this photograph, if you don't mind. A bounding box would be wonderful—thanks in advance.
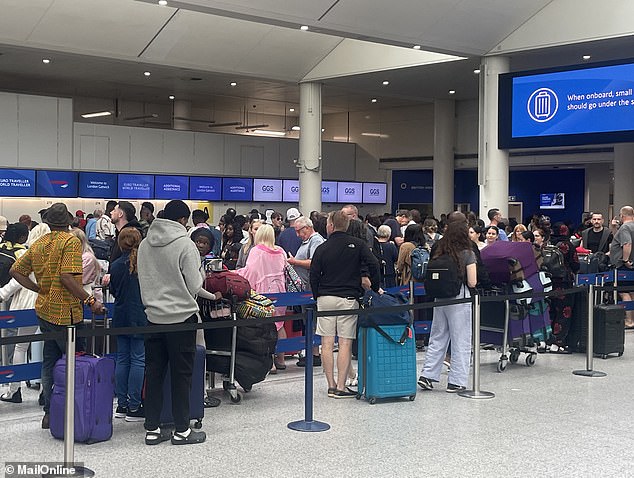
[115,336,145,410]
[38,318,86,413]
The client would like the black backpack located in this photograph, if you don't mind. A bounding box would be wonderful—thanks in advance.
[89,238,114,261]
[0,245,17,287]
[541,244,567,280]
[424,254,463,299]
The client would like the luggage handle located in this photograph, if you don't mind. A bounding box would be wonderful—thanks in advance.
[371,323,411,346]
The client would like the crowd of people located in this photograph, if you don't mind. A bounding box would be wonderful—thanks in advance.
[1,200,633,443]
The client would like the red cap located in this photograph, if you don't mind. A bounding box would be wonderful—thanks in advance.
[75,210,85,217]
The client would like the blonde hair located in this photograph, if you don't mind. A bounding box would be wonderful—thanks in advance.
[254,223,276,249]
[511,224,527,242]
[27,223,50,247]
[242,219,263,255]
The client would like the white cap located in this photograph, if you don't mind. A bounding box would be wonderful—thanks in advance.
[0,216,7,232]
[286,208,301,221]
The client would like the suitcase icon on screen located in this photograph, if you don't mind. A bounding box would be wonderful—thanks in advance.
[534,91,551,118]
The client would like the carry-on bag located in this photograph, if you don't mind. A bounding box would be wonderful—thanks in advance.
[357,324,417,404]
[593,304,625,359]
[50,354,115,443]
[159,345,206,429]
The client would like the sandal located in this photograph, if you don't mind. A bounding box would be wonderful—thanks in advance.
[171,429,206,445]
[145,428,172,446]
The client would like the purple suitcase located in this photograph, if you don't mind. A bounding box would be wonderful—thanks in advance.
[50,354,115,443]
[159,345,205,429]
[481,241,539,286]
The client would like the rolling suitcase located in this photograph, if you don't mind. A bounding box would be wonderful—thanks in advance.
[593,304,625,359]
[50,354,115,443]
[159,345,205,429]
[357,325,417,404]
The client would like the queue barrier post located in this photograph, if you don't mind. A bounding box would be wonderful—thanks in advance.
[459,292,495,400]
[573,283,606,378]
[288,305,330,432]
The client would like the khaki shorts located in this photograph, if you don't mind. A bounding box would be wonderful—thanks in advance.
[316,296,359,339]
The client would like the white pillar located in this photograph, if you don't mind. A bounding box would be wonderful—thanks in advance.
[298,82,322,216]
[173,100,192,130]
[478,56,510,219]
[613,143,634,212]
[433,99,455,217]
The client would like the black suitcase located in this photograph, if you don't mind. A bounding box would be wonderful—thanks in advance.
[593,304,625,359]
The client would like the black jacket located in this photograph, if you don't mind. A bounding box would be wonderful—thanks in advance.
[310,231,380,299]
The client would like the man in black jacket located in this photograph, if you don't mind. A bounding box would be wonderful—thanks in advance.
[310,210,380,398]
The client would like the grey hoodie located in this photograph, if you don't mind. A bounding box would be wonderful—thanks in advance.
[137,218,202,324]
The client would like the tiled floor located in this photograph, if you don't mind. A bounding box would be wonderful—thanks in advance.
[1,333,632,478]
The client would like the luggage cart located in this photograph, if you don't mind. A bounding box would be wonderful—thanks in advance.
[479,288,537,372]
[199,297,241,404]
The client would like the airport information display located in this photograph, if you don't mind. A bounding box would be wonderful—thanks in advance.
[540,193,565,210]
[189,176,222,201]
[79,172,117,198]
[500,59,634,148]
[36,170,78,198]
[118,174,154,199]
[155,175,189,200]
[337,182,362,203]
[362,182,387,204]
[253,179,283,202]
[0,169,36,197]
[282,180,299,203]
[321,181,338,203]
[222,178,253,202]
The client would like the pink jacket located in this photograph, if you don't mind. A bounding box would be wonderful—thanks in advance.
[237,244,287,318]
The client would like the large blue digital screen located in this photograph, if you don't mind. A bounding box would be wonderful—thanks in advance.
[79,172,117,198]
[155,175,189,200]
[321,181,338,203]
[362,182,387,204]
[283,180,299,203]
[0,169,36,197]
[189,176,222,201]
[253,179,282,202]
[500,59,634,148]
[337,182,362,204]
[540,193,565,210]
[37,170,78,198]
[222,178,253,202]
[118,174,154,199]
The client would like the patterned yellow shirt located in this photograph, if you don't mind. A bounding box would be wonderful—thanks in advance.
[12,231,84,325]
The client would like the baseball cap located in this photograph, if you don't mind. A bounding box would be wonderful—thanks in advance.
[0,216,7,232]
[286,208,301,221]
[75,210,85,217]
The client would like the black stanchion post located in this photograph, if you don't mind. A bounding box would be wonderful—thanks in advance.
[573,283,606,378]
[288,305,330,432]
[459,292,495,399]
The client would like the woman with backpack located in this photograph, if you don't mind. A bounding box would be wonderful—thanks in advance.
[544,223,580,353]
[396,224,425,285]
[418,221,477,393]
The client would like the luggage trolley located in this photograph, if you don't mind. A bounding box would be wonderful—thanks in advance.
[479,287,538,372]
[199,296,242,403]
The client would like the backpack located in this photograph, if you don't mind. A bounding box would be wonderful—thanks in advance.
[204,270,251,301]
[89,238,114,261]
[423,254,463,299]
[0,245,17,287]
[410,245,430,282]
[541,244,566,280]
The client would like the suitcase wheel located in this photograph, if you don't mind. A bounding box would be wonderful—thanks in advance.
[409,395,416,401]
[355,394,361,400]
[368,397,377,405]
[230,392,241,404]
[525,354,536,366]
[509,350,520,363]
[497,358,507,373]
[601,354,608,359]
[618,351,624,357]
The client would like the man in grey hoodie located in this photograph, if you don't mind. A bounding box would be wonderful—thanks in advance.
[137,200,206,446]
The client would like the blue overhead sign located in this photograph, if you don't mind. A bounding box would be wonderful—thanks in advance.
[189,176,222,201]
[79,172,117,198]
[36,170,78,198]
[155,175,189,200]
[222,178,253,202]
[0,169,35,197]
[118,174,154,199]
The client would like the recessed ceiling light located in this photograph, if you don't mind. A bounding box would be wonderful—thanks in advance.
[230,81,237,87]
[371,98,377,103]
[81,111,112,118]
[158,0,167,5]
[289,108,295,112]
[168,95,175,100]
[42,58,51,64]
[582,55,591,61]
[473,69,481,74]
[291,125,301,131]
[413,45,421,50]
[144,71,151,77]
[448,90,456,95]
[321,128,325,132]
[382,80,390,86]
[300,25,309,31]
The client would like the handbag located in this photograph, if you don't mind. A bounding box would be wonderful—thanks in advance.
[284,263,304,292]
[236,292,276,319]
